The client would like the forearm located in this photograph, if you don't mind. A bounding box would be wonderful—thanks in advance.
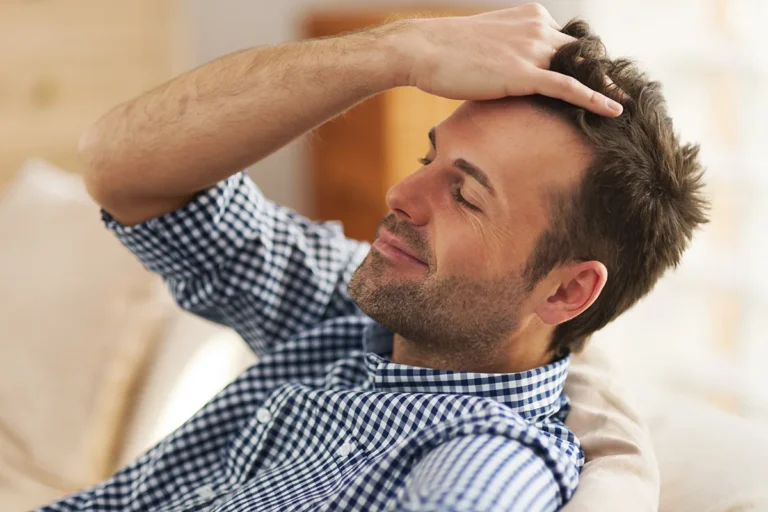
[82,22,409,224]
[83,5,622,226]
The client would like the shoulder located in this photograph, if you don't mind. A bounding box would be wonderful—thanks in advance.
[397,434,562,512]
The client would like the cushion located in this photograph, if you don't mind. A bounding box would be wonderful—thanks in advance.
[563,341,660,512]
[116,313,257,467]
[648,393,768,512]
[565,339,768,512]
[0,159,173,510]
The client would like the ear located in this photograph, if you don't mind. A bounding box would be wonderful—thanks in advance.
[535,261,608,326]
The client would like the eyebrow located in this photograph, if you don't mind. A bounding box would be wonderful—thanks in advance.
[428,127,497,197]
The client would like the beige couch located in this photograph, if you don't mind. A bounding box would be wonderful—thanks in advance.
[2,160,767,512]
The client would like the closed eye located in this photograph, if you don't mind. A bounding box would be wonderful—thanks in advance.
[418,157,481,212]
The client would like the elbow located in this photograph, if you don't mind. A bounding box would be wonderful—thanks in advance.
[78,120,123,209]
[78,121,107,203]
[77,120,191,226]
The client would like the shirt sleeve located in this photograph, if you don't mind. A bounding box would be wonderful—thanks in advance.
[102,171,371,356]
[396,435,562,512]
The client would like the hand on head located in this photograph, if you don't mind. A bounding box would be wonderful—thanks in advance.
[397,3,624,117]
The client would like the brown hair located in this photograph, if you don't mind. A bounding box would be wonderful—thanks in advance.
[524,19,710,357]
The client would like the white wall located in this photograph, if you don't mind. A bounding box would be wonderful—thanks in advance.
[184,0,585,215]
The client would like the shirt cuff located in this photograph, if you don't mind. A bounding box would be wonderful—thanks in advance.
[101,171,263,279]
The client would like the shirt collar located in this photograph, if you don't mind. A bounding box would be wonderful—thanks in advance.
[362,321,570,422]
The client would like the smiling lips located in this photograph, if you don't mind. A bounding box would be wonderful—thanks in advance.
[372,230,427,266]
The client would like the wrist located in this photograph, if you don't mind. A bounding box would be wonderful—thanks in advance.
[331,19,420,93]
[373,19,422,88]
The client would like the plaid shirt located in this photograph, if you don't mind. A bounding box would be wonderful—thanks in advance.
[38,171,583,512]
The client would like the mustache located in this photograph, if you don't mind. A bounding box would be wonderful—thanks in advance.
[376,214,431,263]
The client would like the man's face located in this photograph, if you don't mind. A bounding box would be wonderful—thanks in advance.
[349,98,591,363]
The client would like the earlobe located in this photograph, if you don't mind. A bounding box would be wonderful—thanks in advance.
[535,261,608,326]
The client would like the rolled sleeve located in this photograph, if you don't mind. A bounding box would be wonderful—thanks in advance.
[102,171,370,355]
[102,171,263,279]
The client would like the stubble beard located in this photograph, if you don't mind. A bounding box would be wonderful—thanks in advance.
[348,248,525,365]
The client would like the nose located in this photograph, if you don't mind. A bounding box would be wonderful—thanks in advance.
[384,169,433,227]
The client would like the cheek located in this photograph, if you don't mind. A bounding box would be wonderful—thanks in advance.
[433,212,529,277]
[477,220,532,277]
[435,227,495,277]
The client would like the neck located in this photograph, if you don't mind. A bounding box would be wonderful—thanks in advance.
[390,318,555,373]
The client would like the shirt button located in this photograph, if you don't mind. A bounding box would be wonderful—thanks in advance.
[337,440,355,458]
[256,408,272,424]
[196,484,215,500]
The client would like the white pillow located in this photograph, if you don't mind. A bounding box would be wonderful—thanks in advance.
[648,393,768,512]
[117,313,257,467]
[0,159,173,510]
[565,339,768,512]
[563,342,660,512]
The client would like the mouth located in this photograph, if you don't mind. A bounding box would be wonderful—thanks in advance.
[372,229,427,267]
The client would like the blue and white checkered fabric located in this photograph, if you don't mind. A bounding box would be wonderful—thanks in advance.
[38,171,583,512]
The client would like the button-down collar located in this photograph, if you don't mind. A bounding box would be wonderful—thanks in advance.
[362,321,569,421]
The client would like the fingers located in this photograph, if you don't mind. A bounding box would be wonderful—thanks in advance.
[519,2,560,30]
[550,30,576,50]
[542,31,577,68]
[533,69,624,117]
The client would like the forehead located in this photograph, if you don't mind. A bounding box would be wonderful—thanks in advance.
[436,98,592,207]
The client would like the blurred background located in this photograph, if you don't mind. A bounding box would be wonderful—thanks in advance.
[1,0,766,509]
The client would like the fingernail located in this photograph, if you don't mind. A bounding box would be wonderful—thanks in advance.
[606,98,623,113]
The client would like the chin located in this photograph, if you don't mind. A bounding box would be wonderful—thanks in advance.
[350,255,416,318]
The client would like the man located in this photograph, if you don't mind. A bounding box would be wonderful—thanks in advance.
[40,4,707,511]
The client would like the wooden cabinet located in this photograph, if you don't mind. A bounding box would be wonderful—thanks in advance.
[0,0,187,191]
[303,11,472,242]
